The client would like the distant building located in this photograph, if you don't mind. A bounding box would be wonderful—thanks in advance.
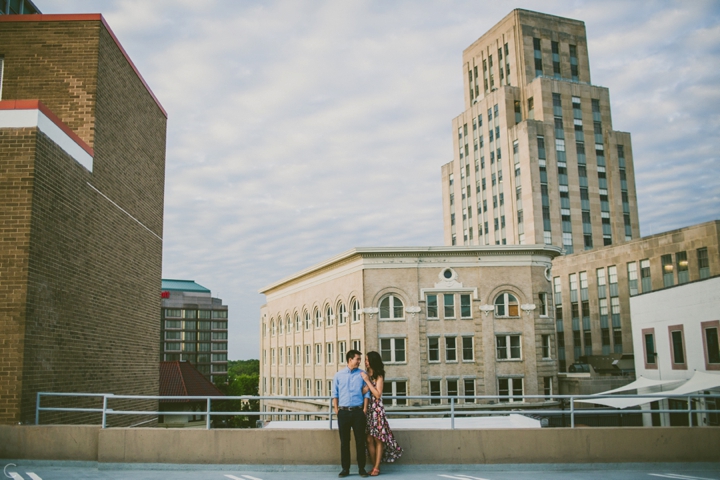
[159,360,224,428]
[0,13,167,424]
[259,245,561,416]
[0,0,40,15]
[161,279,229,382]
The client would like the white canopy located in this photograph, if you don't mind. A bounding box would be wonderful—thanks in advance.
[574,371,720,410]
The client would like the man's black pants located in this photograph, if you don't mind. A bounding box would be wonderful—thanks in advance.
[337,408,366,472]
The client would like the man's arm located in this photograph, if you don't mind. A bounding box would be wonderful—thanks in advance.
[333,397,339,415]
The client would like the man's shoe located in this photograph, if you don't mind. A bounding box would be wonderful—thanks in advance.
[338,470,349,478]
[359,470,369,478]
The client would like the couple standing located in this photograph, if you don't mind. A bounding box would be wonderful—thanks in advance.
[331,350,403,477]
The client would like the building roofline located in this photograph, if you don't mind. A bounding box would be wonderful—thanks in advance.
[0,14,167,118]
[259,244,562,293]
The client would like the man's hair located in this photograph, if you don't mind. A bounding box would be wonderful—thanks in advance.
[346,349,362,362]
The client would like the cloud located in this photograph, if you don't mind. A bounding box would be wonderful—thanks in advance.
[41,0,720,359]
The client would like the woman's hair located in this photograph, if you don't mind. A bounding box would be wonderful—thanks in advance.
[366,351,385,379]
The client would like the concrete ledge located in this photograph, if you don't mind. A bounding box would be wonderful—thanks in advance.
[0,425,99,460]
[3,426,720,464]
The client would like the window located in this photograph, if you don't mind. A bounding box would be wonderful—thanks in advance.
[325,305,334,327]
[430,380,441,404]
[304,311,311,330]
[271,348,275,365]
[702,321,720,370]
[428,337,440,362]
[315,308,322,328]
[464,379,476,403]
[698,248,710,279]
[676,251,689,284]
[627,262,638,296]
[496,335,522,360]
[338,341,346,364]
[498,378,523,402]
[380,337,406,363]
[315,343,322,365]
[427,294,438,319]
[295,346,301,364]
[305,345,311,365]
[295,313,301,332]
[447,379,459,399]
[642,329,657,369]
[669,325,686,369]
[543,377,553,398]
[326,342,334,364]
[165,320,181,329]
[445,336,457,362]
[278,348,283,365]
[640,259,651,293]
[380,295,404,320]
[382,381,407,406]
[460,294,472,318]
[316,380,322,396]
[338,303,347,325]
[352,339,362,351]
[661,254,674,287]
[286,316,292,334]
[444,294,455,318]
[494,292,519,317]
[211,310,228,319]
[462,337,474,361]
[535,333,550,361]
[539,293,549,316]
[165,342,181,351]
[198,310,211,319]
[351,299,360,322]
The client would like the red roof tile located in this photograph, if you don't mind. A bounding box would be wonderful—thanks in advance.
[159,361,224,398]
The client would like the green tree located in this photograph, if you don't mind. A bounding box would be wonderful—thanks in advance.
[213,359,260,428]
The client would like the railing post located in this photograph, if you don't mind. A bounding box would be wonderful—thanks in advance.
[687,396,693,428]
[570,396,575,428]
[101,395,108,429]
[329,397,333,430]
[35,392,41,425]
[206,398,212,430]
[450,397,455,430]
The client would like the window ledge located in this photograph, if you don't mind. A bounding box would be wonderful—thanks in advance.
[496,358,523,362]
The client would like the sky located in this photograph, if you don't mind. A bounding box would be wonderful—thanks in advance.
[43,0,720,360]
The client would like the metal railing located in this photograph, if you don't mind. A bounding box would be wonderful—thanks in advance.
[35,392,720,429]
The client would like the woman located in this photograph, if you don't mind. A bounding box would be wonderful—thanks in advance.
[361,351,403,476]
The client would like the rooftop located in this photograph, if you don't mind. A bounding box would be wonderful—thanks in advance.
[159,361,223,398]
[161,279,211,294]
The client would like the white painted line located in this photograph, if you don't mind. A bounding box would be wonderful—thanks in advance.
[27,474,43,480]
[456,475,492,480]
[649,474,717,480]
[7,473,24,480]
[224,476,245,480]
[241,476,264,480]
[439,475,488,480]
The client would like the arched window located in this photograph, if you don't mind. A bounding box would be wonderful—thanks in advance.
[351,299,360,322]
[326,305,334,327]
[278,315,283,334]
[337,302,347,325]
[315,308,322,328]
[295,313,301,332]
[286,315,292,334]
[495,293,519,317]
[271,319,276,336]
[304,310,311,330]
[379,295,404,320]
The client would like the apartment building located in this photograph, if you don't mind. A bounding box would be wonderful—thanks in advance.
[161,279,229,382]
[441,9,640,252]
[0,13,166,424]
[259,245,560,415]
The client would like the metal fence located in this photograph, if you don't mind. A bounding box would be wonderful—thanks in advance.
[35,392,720,429]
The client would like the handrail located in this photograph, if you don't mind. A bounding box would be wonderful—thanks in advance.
[35,392,720,429]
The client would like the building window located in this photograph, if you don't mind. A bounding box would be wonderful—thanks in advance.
[494,292,519,317]
[327,342,334,364]
[702,321,720,370]
[460,294,472,318]
[669,325,687,369]
[338,341,346,364]
[640,259,651,293]
[496,335,522,360]
[295,313,301,332]
[447,379,459,400]
[464,379,476,403]
[627,262,638,296]
[642,328,657,369]
[697,247,710,279]
[676,251,689,284]
[314,308,322,328]
[304,311,311,330]
[498,378,523,403]
[428,337,440,362]
[325,305,334,327]
[539,293,549,317]
[462,337,474,361]
[338,302,347,325]
[382,381,407,407]
[542,334,551,359]
[380,295,404,320]
[295,345,301,364]
[443,294,456,318]
[427,294,438,319]
[430,380,441,404]
[380,337,406,363]
[315,344,322,365]
[351,299,360,322]
[352,339,362,351]
[661,254,674,287]
[445,336,457,362]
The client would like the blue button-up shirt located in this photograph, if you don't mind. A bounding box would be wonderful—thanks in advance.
[332,367,370,407]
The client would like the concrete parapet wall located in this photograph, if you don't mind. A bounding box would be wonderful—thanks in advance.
[2,426,719,464]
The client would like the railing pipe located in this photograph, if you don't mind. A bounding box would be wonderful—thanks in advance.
[35,392,41,425]
[688,396,693,428]
[450,397,455,429]
[101,395,108,429]
[206,397,212,430]
[570,395,575,428]
[328,397,333,430]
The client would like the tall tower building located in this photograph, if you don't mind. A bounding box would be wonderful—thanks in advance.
[441,9,640,253]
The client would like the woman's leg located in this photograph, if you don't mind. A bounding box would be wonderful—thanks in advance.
[373,437,383,471]
[366,434,376,467]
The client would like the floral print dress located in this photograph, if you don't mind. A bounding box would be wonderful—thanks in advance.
[366,378,403,463]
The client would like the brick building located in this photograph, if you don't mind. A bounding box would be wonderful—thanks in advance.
[0,14,167,424]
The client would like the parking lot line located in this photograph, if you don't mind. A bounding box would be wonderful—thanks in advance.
[439,475,490,480]
[26,474,43,480]
[649,475,718,480]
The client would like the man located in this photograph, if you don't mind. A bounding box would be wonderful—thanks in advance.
[332,349,370,478]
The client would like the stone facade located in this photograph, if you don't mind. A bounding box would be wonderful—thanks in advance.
[442,9,640,253]
[259,246,560,415]
[551,220,720,371]
[0,15,166,424]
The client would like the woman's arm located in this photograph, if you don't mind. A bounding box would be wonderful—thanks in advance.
[360,371,382,399]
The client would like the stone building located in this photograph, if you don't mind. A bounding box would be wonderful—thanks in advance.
[161,279,229,382]
[259,246,560,415]
[551,220,720,371]
[441,9,640,252]
[0,13,166,424]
